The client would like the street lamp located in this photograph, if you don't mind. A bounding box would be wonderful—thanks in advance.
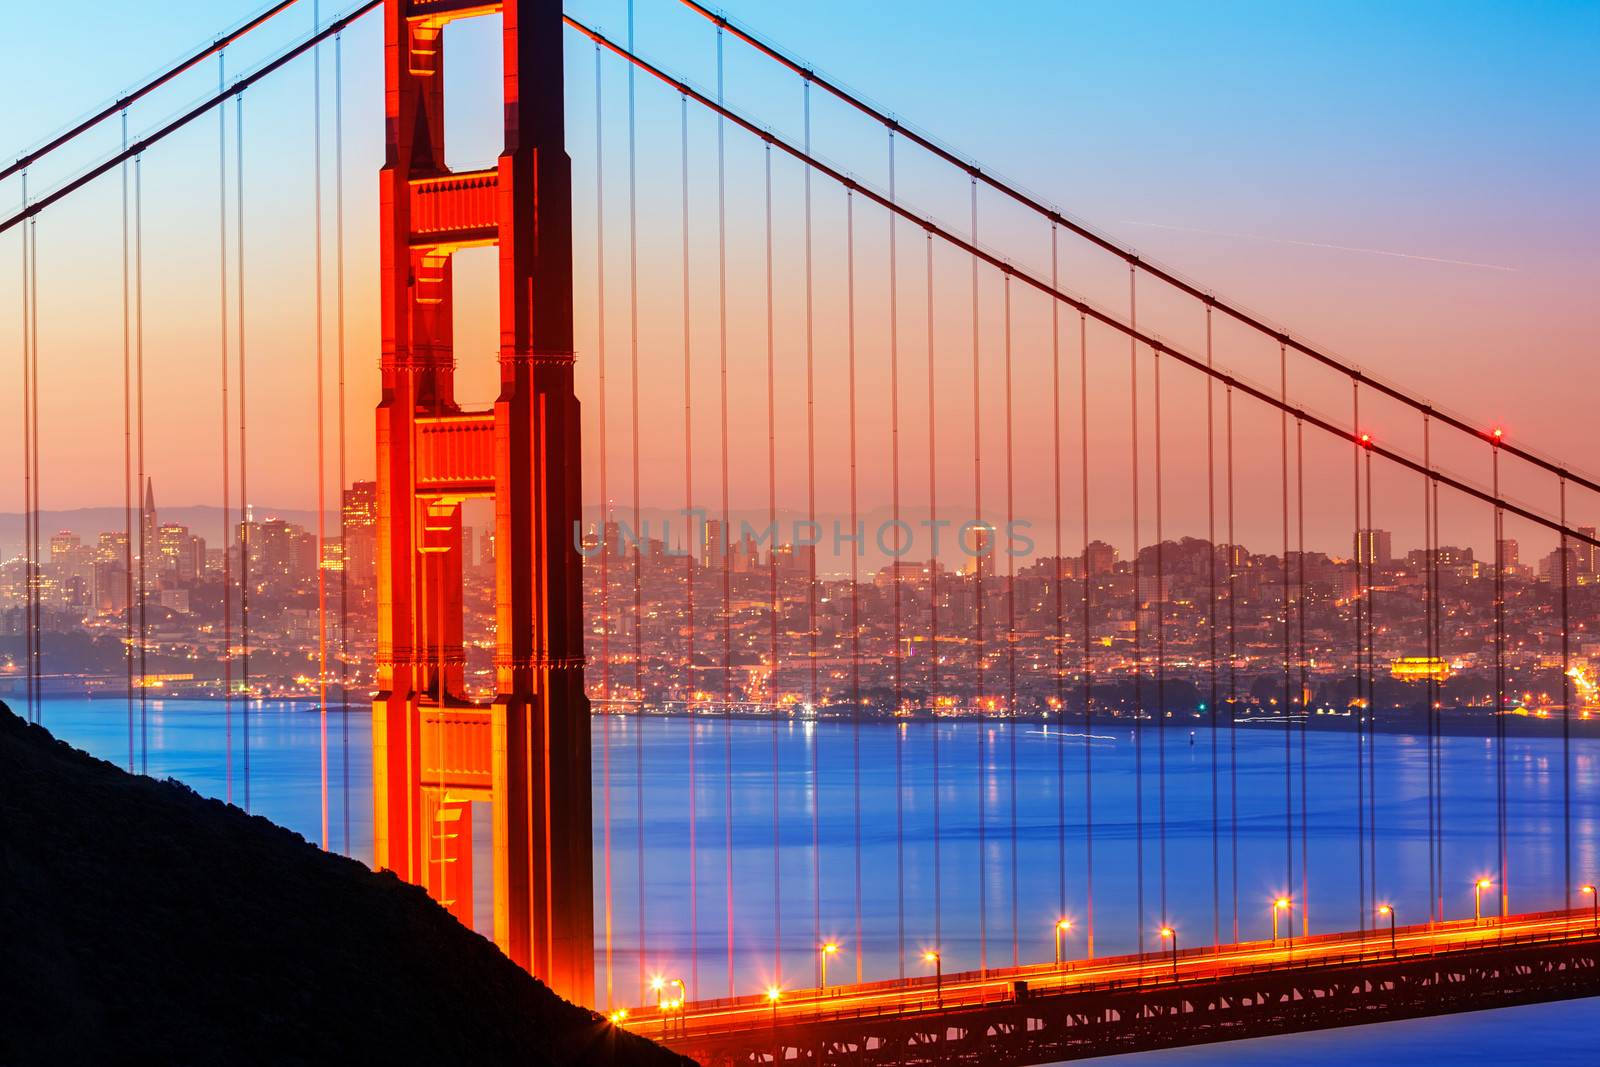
[922,950,943,1006]
[1582,885,1598,934]
[820,942,840,990]
[1158,927,1178,979]
[1377,904,1397,959]
[1054,919,1072,966]
[668,978,686,1038]
[608,1009,629,1026]
[1474,879,1492,924]
[766,986,782,1024]
[1272,897,1293,945]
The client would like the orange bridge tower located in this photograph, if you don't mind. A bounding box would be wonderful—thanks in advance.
[371,0,593,1005]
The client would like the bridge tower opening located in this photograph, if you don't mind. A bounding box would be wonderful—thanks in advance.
[372,0,593,1005]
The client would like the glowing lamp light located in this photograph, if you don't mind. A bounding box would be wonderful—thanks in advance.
[608,1009,628,1025]
[922,950,940,962]
[1159,926,1174,939]
[1056,919,1072,930]
[766,986,782,1003]
[1377,904,1392,916]
[650,976,665,993]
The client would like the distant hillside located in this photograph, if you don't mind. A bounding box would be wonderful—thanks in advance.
[0,703,691,1066]
[0,505,324,555]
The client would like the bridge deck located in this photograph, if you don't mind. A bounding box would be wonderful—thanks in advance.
[634,909,1600,1065]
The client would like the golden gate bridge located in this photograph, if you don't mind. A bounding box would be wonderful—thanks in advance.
[6,1,1600,1062]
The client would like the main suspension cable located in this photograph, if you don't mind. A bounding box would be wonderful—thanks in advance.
[218,50,234,804]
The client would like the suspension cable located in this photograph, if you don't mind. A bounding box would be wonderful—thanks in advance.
[627,0,646,1001]
[1560,477,1572,912]
[763,136,780,988]
[570,18,1600,550]
[715,27,736,997]
[1051,226,1067,927]
[334,28,349,855]
[889,128,906,980]
[678,89,698,996]
[1423,415,1437,922]
[847,188,864,986]
[803,76,821,985]
[927,230,943,958]
[1281,342,1293,929]
[121,120,134,770]
[313,0,329,854]
[135,152,147,773]
[219,51,234,804]
[1492,437,1508,916]
[1003,273,1019,967]
[1365,443,1377,914]
[1129,265,1145,955]
[1353,381,1366,929]
[237,93,251,811]
[1296,416,1309,936]
[593,39,612,1011]
[1205,305,1219,944]
[671,0,1600,501]
[20,168,34,725]
[970,178,987,977]
[1155,339,1167,931]
[1226,383,1238,942]
[1079,307,1094,958]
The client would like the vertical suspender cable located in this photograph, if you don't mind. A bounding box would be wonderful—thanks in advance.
[218,52,234,804]
[121,121,135,770]
[1154,341,1166,929]
[237,94,251,811]
[715,29,736,996]
[335,29,349,854]
[1205,306,1219,944]
[20,169,33,725]
[135,153,148,773]
[889,130,906,981]
[927,231,943,956]
[312,0,330,851]
[626,0,646,1000]
[1297,417,1309,935]
[1004,274,1019,967]
[1052,227,1066,926]
[970,179,987,976]
[593,41,613,1011]
[596,46,611,702]
[764,139,780,987]
[803,78,821,982]
[1369,443,1385,919]
[1353,382,1365,928]
[1492,438,1507,915]
[1561,483,1574,908]
[847,190,863,985]
[1080,308,1094,958]
[1560,477,1572,911]
[1226,384,1238,941]
[1433,476,1446,921]
[31,209,42,724]
[1280,342,1292,920]
[1427,412,1440,921]
[1129,264,1144,954]
[678,90,699,995]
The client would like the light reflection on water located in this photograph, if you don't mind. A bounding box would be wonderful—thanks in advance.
[36,699,1600,1060]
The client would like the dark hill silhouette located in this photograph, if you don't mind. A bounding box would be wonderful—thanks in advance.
[0,703,691,1066]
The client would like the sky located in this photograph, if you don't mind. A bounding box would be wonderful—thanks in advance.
[2,0,1597,564]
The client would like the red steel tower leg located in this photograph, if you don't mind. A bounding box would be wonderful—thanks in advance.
[372,0,593,1006]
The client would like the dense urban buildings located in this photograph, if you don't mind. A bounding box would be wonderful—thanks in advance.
[5,482,1599,725]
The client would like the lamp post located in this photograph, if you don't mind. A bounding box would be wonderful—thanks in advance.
[669,979,686,1038]
[1582,885,1598,934]
[1054,919,1072,966]
[1272,897,1292,946]
[820,942,840,990]
[1475,879,1492,924]
[766,986,782,1024]
[1159,927,1178,979]
[1377,904,1397,959]
[923,950,943,1007]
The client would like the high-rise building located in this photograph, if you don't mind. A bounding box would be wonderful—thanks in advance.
[1084,539,1118,577]
[964,524,995,580]
[141,477,158,567]
[702,518,725,570]
[342,481,378,585]
[1354,528,1392,567]
[1496,538,1520,571]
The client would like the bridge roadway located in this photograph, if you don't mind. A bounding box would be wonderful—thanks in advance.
[631,908,1600,1065]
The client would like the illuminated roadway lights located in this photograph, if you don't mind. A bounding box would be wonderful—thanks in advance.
[1271,897,1293,947]
[765,985,782,1024]
[922,950,943,1007]
[820,941,841,991]
[1582,885,1598,934]
[1377,904,1397,959]
[607,1008,629,1026]
[1475,878,1493,924]
[1158,927,1179,980]
[1054,918,1073,966]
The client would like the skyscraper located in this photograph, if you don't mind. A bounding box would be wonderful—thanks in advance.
[1354,528,1392,567]
[342,481,378,585]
